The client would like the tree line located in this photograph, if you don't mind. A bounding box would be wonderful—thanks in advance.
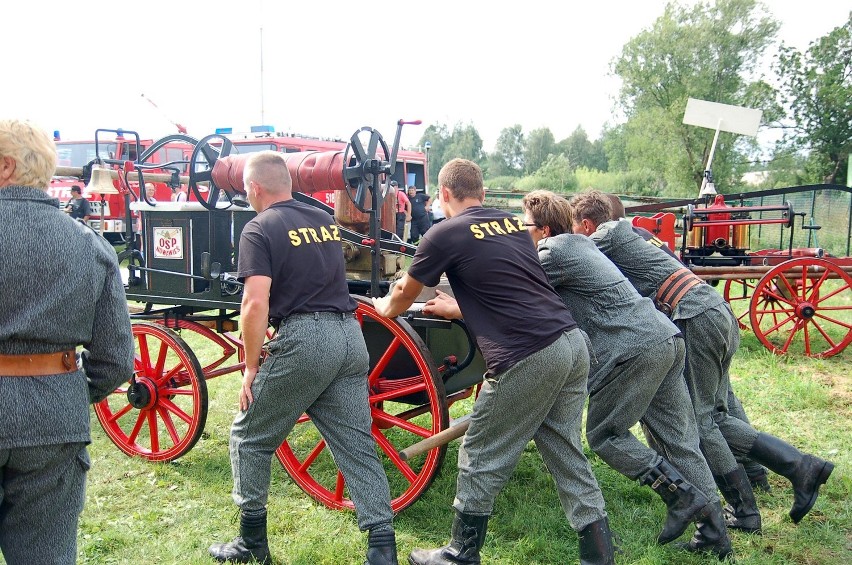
[417,0,851,198]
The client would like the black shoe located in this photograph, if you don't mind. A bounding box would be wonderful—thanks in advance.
[366,528,399,565]
[675,502,734,561]
[407,512,488,565]
[640,459,710,544]
[743,461,771,493]
[748,432,834,523]
[578,517,616,565]
[715,465,762,534]
[209,510,272,564]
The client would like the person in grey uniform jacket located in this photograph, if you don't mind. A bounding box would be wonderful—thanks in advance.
[605,193,771,493]
[523,190,731,559]
[209,151,397,565]
[570,190,834,539]
[0,119,134,565]
[373,159,613,565]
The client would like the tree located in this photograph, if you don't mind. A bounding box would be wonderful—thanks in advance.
[524,128,556,174]
[773,12,852,185]
[419,122,485,185]
[557,126,608,172]
[612,0,779,195]
[491,125,526,176]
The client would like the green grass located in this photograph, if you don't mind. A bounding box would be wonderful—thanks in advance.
[5,317,849,564]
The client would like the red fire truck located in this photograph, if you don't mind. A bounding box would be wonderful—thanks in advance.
[51,126,429,242]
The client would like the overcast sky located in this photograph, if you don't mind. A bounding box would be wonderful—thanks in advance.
[4,1,848,152]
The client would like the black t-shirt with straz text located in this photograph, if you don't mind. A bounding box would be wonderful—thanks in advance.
[407,206,577,376]
[237,199,356,322]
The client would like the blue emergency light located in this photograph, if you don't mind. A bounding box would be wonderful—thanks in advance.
[250,125,275,133]
[215,127,234,135]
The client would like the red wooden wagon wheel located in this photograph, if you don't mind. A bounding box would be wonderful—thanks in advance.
[94,322,208,461]
[749,257,852,358]
[276,297,449,513]
[723,278,759,330]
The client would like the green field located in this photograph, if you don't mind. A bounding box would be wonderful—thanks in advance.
[13,321,838,565]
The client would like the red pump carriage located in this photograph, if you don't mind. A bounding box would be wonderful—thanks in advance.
[64,124,485,513]
[628,187,852,358]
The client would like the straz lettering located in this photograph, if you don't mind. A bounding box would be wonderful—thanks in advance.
[469,217,524,239]
[289,224,341,246]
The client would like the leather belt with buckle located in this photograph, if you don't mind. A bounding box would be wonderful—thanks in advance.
[655,268,703,316]
[0,350,77,377]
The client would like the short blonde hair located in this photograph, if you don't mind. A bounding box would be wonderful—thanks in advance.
[522,190,573,236]
[437,158,483,201]
[0,120,57,189]
[568,190,613,229]
[244,150,292,195]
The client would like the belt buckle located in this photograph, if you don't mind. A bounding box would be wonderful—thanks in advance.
[62,351,76,371]
[656,301,673,317]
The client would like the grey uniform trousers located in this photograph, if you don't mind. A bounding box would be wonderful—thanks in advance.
[586,337,718,500]
[0,442,89,565]
[229,313,394,532]
[454,328,607,531]
[678,302,758,476]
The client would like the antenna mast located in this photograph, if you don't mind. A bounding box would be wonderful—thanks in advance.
[260,26,265,125]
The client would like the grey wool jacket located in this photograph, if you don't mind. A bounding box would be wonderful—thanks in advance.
[0,186,133,449]
[537,233,680,392]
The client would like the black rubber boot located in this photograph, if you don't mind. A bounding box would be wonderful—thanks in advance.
[676,502,734,561]
[640,459,711,544]
[578,517,616,565]
[748,432,834,523]
[407,512,489,565]
[715,465,762,534]
[365,528,399,565]
[743,462,771,492]
[209,510,272,564]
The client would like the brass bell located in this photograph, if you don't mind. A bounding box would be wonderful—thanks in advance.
[85,165,119,195]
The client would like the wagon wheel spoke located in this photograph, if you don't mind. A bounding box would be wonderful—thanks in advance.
[106,402,135,424]
[156,406,183,446]
[723,278,757,330]
[297,439,329,473]
[373,427,418,483]
[371,408,434,439]
[159,397,195,425]
[127,411,148,446]
[146,410,161,453]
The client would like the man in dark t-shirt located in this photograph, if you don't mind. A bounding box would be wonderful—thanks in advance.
[406,185,431,243]
[209,151,398,565]
[64,185,91,222]
[372,159,613,564]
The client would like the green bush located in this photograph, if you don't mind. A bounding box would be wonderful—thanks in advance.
[483,175,520,191]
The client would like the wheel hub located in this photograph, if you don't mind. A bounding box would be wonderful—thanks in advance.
[796,302,816,320]
[127,378,157,409]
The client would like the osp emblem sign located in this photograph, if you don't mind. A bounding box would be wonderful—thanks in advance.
[153,227,184,259]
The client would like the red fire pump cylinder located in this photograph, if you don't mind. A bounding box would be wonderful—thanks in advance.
[212,150,394,234]
[705,194,731,248]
